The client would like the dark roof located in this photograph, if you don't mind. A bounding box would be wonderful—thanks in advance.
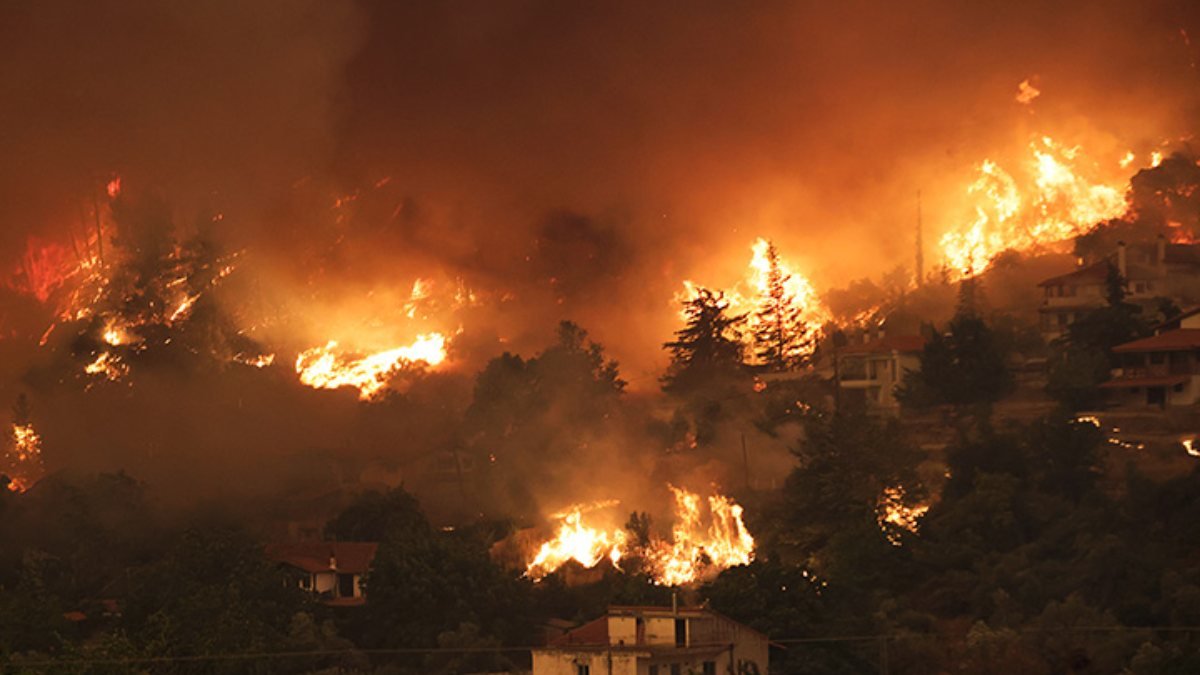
[263,542,378,575]
[1112,329,1200,353]
[1099,375,1190,389]
[1156,306,1200,331]
[838,334,925,355]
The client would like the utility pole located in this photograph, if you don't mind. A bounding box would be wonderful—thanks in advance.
[915,190,924,288]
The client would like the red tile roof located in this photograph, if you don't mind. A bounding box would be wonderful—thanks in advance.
[1112,329,1200,353]
[839,335,925,355]
[263,542,378,575]
[1099,375,1190,389]
[549,616,609,647]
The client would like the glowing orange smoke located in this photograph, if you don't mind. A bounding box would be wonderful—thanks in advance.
[939,136,1132,277]
[294,333,448,400]
[525,485,755,586]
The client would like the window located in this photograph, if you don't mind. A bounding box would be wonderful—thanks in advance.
[674,619,687,647]
[649,667,659,675]
[703,662,717,675]
[576,664,590,675]
[670,665,681,675]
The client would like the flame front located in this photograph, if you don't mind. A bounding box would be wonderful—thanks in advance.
[295,333,447,400]
[939,136,1131,277]
[679,237,832,359]
[524,486,755,586]
[526,504,628,579]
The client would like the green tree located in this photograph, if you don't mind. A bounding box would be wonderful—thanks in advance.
[1046,263,1150,410]
[119,524,310,674]
[662,287,747,393]
[324,486,430,542]
[897,298,1013,414]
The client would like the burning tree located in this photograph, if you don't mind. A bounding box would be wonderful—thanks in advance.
[751,240,811,371]
[661,287,746,393]
[2,394,44,493]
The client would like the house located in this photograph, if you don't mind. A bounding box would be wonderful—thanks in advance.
[532,605,769,675]
[264,541,378,606]
[1101,323,1200,408]
[834,333,925,414]
[1038,237,1200,341]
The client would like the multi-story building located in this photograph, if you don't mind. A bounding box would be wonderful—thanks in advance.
[1038,237,1200,341]
[1102,309,1200,408]
[533,605,769,675]
[834,334,925,414]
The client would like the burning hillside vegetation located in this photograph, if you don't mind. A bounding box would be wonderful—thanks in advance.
[519,485,755,587]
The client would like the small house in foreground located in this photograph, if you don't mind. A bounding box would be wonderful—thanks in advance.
[264,541,377,606]
[533,605,769,675]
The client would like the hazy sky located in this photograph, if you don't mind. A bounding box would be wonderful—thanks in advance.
[2,0,1200,373]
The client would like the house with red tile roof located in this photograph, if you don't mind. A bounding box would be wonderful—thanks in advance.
[264,541,377,606]
[1038,237,1200,341]
[1103,318,1200,407]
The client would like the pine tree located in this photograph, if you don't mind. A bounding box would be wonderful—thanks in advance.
[752,242,810,371]
[662,288,746,392]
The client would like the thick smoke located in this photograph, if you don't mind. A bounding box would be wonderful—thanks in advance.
[2,1,1200,512]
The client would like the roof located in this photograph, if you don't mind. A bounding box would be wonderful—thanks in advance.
[838,334,925,355]
[1156,306,1200,331]
[1038,261,1112,287]
[263,542,378,575]
[548,605,771,648]
[549,616,609,647]
[1112,329,1200,353]
[1100,375,1190,389]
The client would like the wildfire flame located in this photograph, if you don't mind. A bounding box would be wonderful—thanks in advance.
[939,136,1131,277]
[4,422,44,493]
[294,333,448,400]
[678,237,832,359]
[876,485,928,546]
[525,485,755,586]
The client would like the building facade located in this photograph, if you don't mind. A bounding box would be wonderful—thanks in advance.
[1038,237,1200,341]
[834,334,924,414]
[533,605,769,675]
[1102,316,1200,408]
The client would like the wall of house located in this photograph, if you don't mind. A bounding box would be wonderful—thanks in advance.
[533,649,641,675]
[313,571,337,594]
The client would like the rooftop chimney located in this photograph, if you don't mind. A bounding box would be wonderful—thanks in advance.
[1117,241,1128,279]
[1157,233,1167,270]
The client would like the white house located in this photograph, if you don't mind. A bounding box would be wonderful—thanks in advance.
[834,334,925,414]
[264,541,378,606]
[533,605,770,675]
[1102,308,1200,408]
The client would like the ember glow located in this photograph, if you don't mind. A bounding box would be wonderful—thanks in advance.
[525,486,755,586]
[294,333,448,400]
[877,485,929,546]
[3,422,44,493]
[939,136,1133,277]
